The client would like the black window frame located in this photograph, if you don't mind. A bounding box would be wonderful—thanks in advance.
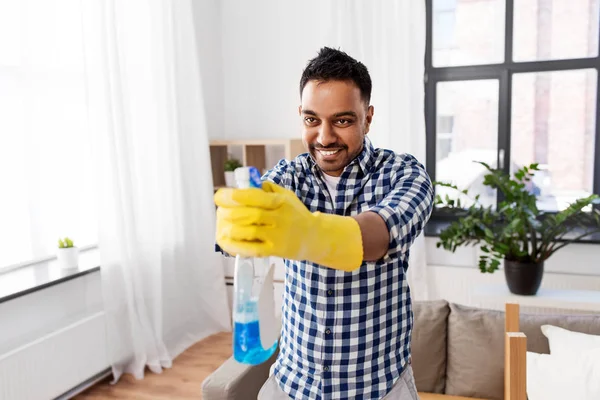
[424,0,600,234]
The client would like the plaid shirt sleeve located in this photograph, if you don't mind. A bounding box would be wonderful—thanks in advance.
[368,155,434,258]
[261,158,294,189]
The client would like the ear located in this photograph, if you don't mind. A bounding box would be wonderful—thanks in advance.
[298,105,302,116]
[364,105,374,134]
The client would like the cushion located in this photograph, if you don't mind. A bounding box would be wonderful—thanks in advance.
[527,348,600,400]
[521,313,600,355]
[445,303,600,400]
[445,303,505,400]
[541,324,600,357]
[411,300,450,394]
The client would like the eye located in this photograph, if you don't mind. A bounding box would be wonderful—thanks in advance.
[336,119,352,125]
[304,117,317,124]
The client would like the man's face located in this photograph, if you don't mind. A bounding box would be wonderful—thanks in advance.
[299,80,374,177]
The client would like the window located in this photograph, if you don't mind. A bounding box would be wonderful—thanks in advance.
[0,0,97,270]
[426,0,600,213]
[436,115,455,161]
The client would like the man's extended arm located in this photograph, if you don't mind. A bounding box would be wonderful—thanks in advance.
[366,156,434,259]
[214,156,433,269]
[353,212,389,261]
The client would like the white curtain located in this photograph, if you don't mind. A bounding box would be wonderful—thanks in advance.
[319,0,430,300]
[81,0,230,381]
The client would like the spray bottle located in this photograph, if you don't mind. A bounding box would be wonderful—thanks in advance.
[232,166,279,365]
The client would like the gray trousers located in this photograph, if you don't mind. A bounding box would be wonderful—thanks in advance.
[258,365,419,400]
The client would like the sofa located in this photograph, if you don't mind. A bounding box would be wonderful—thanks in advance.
[202,300,600,399]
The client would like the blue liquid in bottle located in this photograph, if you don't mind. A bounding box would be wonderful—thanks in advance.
[233,300,278,365]
[232,167,278,365]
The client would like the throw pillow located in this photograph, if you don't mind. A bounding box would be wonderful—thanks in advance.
[527,349,600,400]
[411,300,450,394]
[541,324,600,358]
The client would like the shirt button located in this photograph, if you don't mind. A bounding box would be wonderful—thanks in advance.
[327,289,333,296]
[323,365,330,372]
[325,328,331,335]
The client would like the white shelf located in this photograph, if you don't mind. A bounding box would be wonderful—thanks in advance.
[473,284,600,312]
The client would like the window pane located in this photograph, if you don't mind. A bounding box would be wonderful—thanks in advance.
[435,80,499,209]
[433,0,505,67]
[511,69,597,211]
[513,0,600,62]
[0,0,97,269]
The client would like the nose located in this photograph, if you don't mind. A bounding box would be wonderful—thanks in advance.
[317,122,337,147]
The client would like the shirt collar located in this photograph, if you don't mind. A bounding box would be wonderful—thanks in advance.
[353,136,375,175]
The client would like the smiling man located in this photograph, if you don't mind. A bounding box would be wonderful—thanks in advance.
[215,47,434,400]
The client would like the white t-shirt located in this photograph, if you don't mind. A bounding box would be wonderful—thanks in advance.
[321,173,341,201]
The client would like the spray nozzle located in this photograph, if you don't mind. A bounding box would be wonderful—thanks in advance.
[234,166,262,188]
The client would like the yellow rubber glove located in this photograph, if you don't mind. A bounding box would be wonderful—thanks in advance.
[214,181,364,272]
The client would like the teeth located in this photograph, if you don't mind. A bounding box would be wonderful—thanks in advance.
[319,149,340,156]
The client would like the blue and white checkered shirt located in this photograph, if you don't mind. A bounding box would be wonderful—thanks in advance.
[262,137,433,400]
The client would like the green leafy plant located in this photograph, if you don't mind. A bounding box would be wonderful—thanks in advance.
[224,157,243,172]
[58,237,75,249]
[434,162,600,273]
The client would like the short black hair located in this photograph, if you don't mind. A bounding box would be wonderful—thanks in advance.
[299,47,372,104]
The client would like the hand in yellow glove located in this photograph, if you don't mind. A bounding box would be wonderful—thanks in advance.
[214,181,364,272]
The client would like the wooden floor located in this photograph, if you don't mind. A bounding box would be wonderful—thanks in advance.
[76,332,232,400]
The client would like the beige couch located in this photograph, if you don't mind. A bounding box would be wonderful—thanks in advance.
[202,300,600,400]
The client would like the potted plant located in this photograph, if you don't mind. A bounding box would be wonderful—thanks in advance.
[57,237,79,270]
[434,162,600,295]
[224,157,243,187]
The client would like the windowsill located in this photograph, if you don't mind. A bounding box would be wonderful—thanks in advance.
[424,216,600,244]
[472,283,600,312]
[0,248,100,304]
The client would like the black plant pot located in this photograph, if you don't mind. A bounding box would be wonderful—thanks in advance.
[504,259,544,295]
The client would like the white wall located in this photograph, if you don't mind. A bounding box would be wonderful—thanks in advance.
[192,0,224,139]
[220,0,331,141]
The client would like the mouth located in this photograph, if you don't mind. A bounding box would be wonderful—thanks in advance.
[318,149,341,156]
[315,148,344,161]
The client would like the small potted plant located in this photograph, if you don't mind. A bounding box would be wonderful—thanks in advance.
[435,162,600,295]
[57,237,79,270]
[224,157,243,187]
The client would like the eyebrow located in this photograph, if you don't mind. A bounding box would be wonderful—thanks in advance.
[302,110,358,118]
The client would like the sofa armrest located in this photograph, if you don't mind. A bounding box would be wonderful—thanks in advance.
[504,332,527,400]
[504,303,526,400]
[201,347,278,400]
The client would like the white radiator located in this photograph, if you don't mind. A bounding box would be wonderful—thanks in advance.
[0,312,108,400]
[0,271,109,400]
